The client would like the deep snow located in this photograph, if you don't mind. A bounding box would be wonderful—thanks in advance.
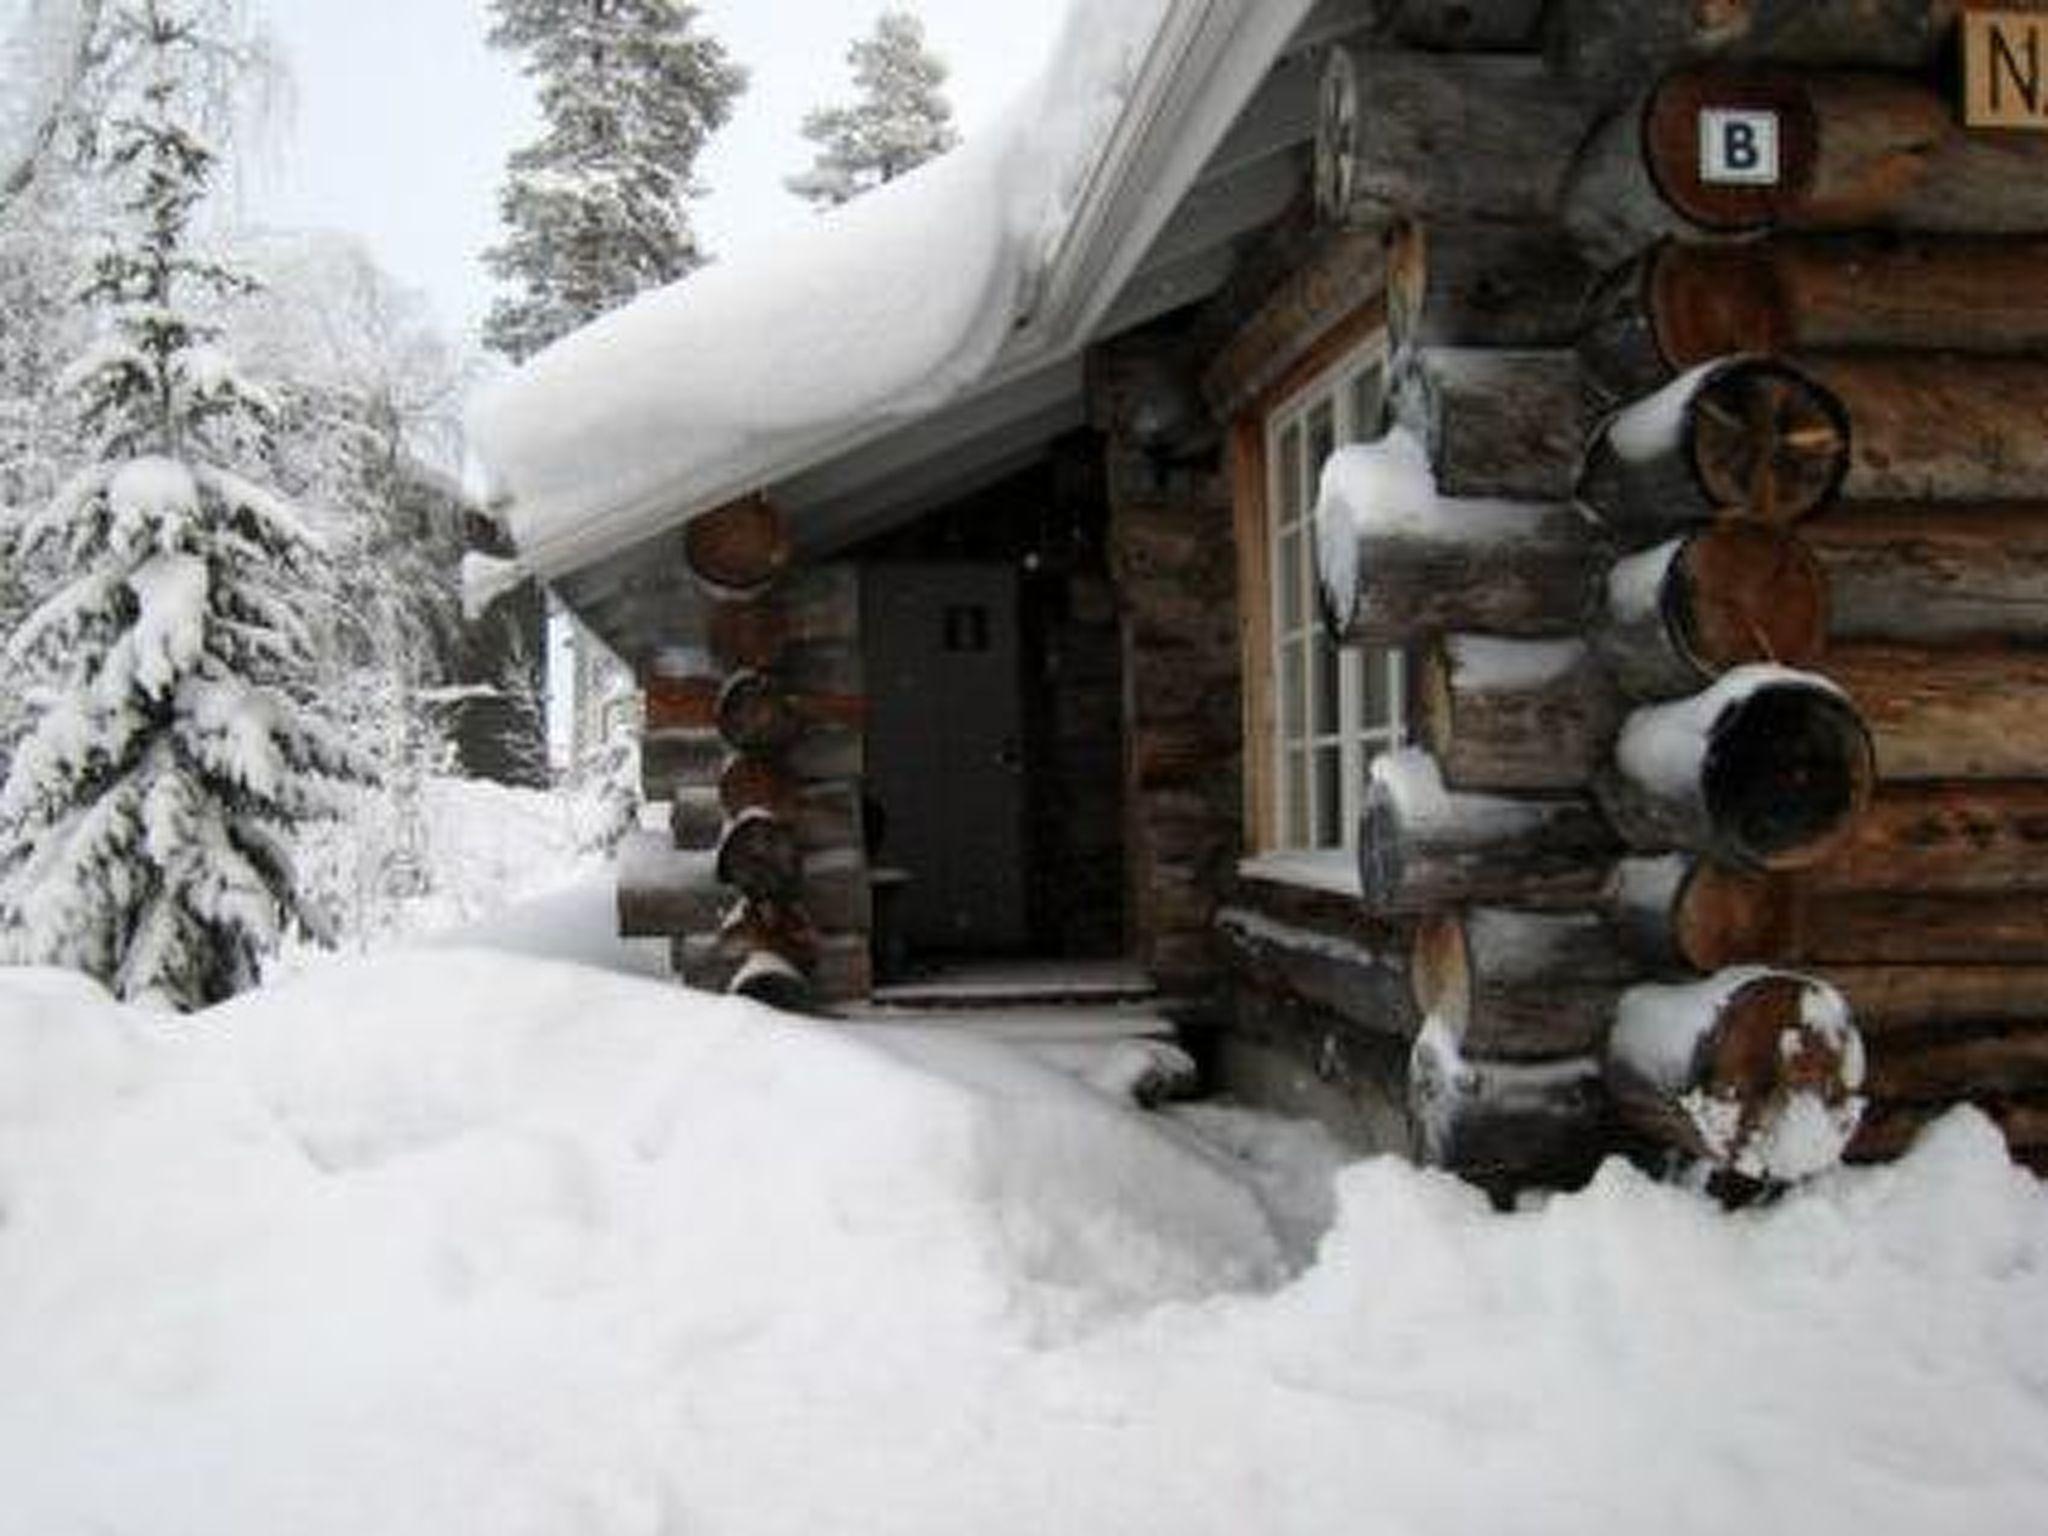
[2,946,2044,1536]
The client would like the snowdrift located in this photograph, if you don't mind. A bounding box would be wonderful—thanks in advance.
[2,951,2044,1535]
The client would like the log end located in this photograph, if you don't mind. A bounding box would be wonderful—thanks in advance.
[1608,969,1866,1182]
[684,496,791,598]
[716,669,804,756]
[1702,679,1874,868]
[1687,357,1850,524]
[715,809,805,902]
[1643,67,1819,235]
[1671,523,1828,676]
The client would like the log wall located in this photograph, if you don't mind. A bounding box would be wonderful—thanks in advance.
[624,513,873,1011]
[1279,15,2048,1185]
[1099,340,1247,993]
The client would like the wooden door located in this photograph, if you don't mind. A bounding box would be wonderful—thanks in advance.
[863,562,1029,952]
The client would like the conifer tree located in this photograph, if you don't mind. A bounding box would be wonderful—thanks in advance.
[787,7,957,209]
[0,0,357,1009]
[483,0,746,363]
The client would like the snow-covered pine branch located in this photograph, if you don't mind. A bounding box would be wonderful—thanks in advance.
[787,6,958,210]
[0,0,361,1010]
[481,0,746,363]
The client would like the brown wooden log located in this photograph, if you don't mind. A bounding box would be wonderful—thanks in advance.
[1413,907,1639,1059]
[1807,782,2048,895]
[718,897,819,968]
[714,669,867,756]
[1864,1029,2048,1103]
[1580,235,2048,404]
[1606,969,1865,1179]
[1598,524,1828,698]
[1800,354,2048,504]
[1360,748,1619,913]
[1850,1095,2048,1163]
[640,729,728,800]
[719,754,790,816]
[1131,723,1225,791]
[1317,434,1603,643]
[1324,49,1592,227]
[799,847,873,934]
[1386,218,1600,354]
[1215,907,1410,1036]
[1416,637,1617,790]
[1391,347,1584,502]
[1408,1016,1609,1192]
[1824,642,2048,780]
[716,809,804,903]
[1568,66,2048,261]
[1619,857,2048,968]
[703,565,859,671]
[616,832,729,938]
[683,495,790,599]
[1823,964,2048,1036]
[1576,357,1850,539]
[1545,0,1964,101]
[670,786,726,851]
[1804,502,2048,644]
[1602,669,1875,869]
[1383,0,1547,49]
[674,779,864,856]
[643,669,721,732]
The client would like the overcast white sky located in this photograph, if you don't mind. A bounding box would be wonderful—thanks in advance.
[248,0,1068,349]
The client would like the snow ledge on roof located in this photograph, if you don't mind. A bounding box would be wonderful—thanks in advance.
[465,0,1185,579]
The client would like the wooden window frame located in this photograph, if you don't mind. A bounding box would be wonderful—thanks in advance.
[1232,301,1397,880]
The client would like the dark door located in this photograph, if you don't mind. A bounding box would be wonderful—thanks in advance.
[863,562,1028,952]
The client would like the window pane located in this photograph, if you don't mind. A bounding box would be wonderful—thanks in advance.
[1306,401,1335,484]
[1347,367,1384,444]
[1281,639,1305,739]
[1312,630,1341,736]
[1286,750,1309,846]
[1360,648,1396,733]
[1278,422,1303,527]
[1279,528,1303,630]
[1314,746,1343,848]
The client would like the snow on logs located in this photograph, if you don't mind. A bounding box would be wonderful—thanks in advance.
[1574,357,1850,536]
[1605,969,1866,1183]
[1313,428,1601,644]
[1361,749,1618,913]
[1603,666,1873,871]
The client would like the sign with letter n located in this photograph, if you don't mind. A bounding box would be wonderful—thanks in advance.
[1964,10,2048,130]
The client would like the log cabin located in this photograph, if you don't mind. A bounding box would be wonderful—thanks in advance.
[469,0,2048,1192]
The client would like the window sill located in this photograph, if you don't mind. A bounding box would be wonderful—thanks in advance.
[1236,850,1360,897]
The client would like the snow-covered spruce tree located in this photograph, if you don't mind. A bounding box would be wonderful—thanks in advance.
[786,7,957,209]
[483,0,746,363]
[0,0,358,1009]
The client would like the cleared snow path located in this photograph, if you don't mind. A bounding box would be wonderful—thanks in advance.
[2,951,2045,1536]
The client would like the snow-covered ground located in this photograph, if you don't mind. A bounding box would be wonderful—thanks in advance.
[2,932,2045,1535]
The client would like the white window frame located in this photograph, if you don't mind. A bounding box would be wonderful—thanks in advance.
[1260,337,1404,858]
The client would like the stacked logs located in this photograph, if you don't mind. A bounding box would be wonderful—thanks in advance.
[1324,362,1873,1183]
[1565,65,2048,1170]
[1320,39,2048,1176]
[619,497,872,1009]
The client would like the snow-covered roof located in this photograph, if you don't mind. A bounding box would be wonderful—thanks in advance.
[467,0,1323,583]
